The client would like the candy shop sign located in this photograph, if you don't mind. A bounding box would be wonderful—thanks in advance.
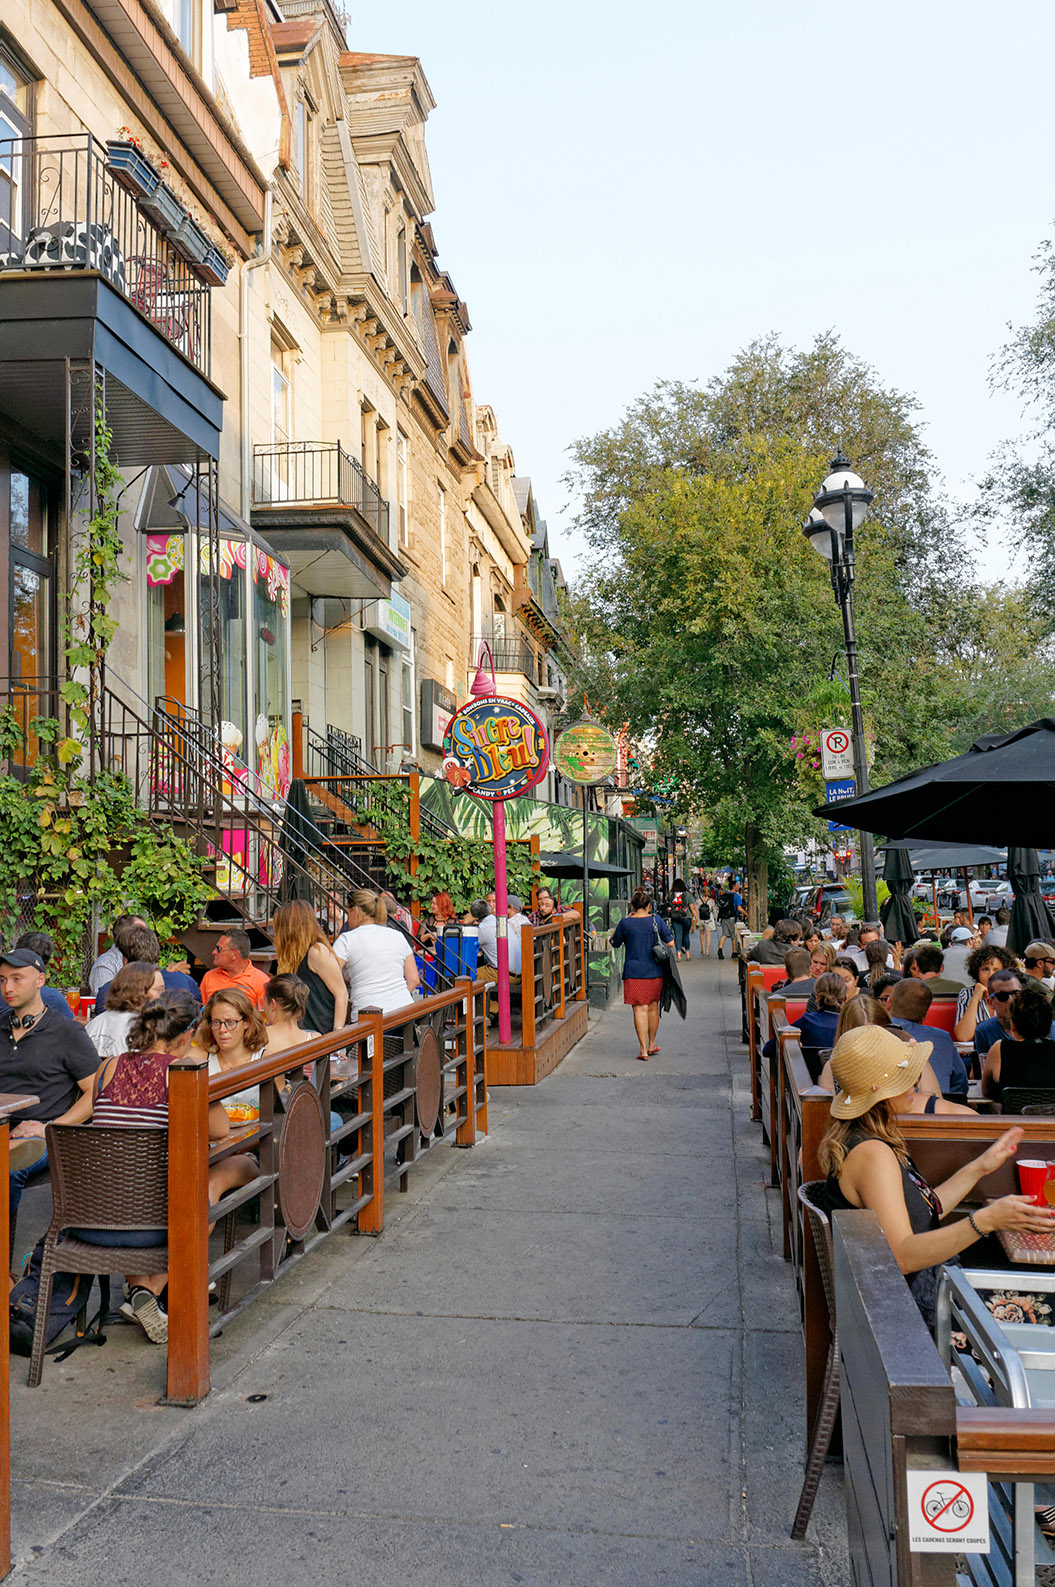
[442,697,549,801]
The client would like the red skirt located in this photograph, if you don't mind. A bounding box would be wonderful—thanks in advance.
[624,976,663,1006]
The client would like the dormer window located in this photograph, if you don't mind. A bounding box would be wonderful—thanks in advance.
[293,98,313,204]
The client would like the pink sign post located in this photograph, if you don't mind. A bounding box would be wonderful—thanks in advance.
[441,648,549,1045]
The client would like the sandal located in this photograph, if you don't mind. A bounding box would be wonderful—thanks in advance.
[647,1045,661,1055]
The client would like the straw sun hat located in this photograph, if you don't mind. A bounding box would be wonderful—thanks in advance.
[829,1025,933,1120]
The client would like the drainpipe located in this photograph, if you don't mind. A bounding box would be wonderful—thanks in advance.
[240,189,273,521]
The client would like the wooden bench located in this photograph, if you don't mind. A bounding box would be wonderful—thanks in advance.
[165,978,486,1405]
[834,1210,1055,1586]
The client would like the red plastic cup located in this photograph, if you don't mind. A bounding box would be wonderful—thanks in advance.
[1017,1159,1049,1205]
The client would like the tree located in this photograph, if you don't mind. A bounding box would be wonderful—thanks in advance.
[563,335,960,927]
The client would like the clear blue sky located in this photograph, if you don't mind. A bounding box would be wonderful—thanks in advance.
[351,0,1054,581]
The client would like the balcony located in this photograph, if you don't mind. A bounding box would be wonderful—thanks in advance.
[473,619,543,689]
[251,442,404,599]
[0,134,221,462]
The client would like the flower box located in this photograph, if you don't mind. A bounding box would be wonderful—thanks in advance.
[105,140,161,202]
[138,181,185,236]
[169,213,211,266]
[194,245,230,287]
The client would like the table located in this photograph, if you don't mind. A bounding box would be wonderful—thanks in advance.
[995,1226,1055,1266]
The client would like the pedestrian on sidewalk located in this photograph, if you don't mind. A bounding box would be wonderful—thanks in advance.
[612,887,673,1060]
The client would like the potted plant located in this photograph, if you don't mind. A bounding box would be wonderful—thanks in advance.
[106,133,162,202]
[138,180,185,236]
[169,212,211,266]
[195,244,231,287]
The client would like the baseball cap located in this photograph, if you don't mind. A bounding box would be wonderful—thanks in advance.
[507,895,524,913]
[949,926,974,943]
[0,949,45,974]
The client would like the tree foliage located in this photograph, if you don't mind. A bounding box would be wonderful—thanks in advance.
[562,335,1000,923]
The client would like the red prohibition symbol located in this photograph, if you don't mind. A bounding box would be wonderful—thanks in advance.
[825,730,850,755]
[921,1480,974,1532]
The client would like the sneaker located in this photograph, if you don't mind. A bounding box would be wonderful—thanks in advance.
[120,1286,168,1344]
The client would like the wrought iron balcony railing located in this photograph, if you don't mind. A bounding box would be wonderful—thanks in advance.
[252,442,390,542]
[0,133,212,376]
[473,623,540,683]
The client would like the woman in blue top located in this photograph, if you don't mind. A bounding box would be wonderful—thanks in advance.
[612,888,673,1061]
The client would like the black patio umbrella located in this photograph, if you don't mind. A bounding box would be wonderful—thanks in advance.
[880,841,1007,873]
[879,844,917,946]
[1006,847,1055,956]
[815,720,1055,847]
[539,851,632,880]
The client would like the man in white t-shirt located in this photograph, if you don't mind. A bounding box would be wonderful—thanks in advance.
[986,907,1011,948]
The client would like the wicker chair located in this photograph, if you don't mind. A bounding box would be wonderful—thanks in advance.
[1003,1087,1055,1116]
[28,1123,170,1387]
[791,1181,839,1541]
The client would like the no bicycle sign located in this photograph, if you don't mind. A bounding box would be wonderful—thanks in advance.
[906,1470,989,1553]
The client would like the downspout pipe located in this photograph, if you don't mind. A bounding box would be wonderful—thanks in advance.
[240,188,273,521]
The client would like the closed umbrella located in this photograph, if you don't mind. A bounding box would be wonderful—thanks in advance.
[816,719,1055,846]
[880,844,918,946]
[1006,847,1055,957]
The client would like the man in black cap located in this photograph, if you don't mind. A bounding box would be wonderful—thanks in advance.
[0,947,99,1206]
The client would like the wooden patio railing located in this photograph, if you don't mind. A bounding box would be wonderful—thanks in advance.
[164,978,485,1405]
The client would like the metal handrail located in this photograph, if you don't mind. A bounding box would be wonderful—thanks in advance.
[304,720,459,841]
[0,132,212,376]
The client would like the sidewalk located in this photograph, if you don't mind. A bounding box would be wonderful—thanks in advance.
[6,957,850,1585]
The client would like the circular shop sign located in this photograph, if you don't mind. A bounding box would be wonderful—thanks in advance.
[441,695,550,801]
[553,720,619,785]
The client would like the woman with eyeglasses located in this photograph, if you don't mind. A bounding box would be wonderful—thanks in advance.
[197,988,270,1122]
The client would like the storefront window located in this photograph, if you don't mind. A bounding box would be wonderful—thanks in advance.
[252,546,290,798]
[199,536,247,762]
[145,532,187,708]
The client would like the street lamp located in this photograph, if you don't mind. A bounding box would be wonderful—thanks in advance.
[804,450,878,922]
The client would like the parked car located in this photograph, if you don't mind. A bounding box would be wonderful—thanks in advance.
[1041,876,1055,905]
[797,884,856,927]
[980,880,1013,913]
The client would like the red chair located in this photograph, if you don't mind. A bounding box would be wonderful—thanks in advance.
[783,997,808,1024]
[923,999,958,1036]
[758,964,787,991]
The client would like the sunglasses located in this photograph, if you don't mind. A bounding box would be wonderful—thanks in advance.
[990,990,1018,1003]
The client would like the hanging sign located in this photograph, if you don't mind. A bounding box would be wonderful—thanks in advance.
[826,778,855,834]
[553,720,619,786]
[821,727,854,779]
[906,1470,989,1553]
[441,695,549,801]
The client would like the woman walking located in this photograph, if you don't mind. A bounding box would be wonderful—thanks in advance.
[668,877,696,961]
[698,890,718,957]
[612,887,674,1060]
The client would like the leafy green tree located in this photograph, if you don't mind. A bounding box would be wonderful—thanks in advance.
[563,335,960,926]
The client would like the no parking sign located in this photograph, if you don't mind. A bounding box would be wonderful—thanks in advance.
[906,1470,989,1553]
[820,727,854,779]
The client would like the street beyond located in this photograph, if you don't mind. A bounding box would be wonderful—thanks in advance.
[5,959,848,1587]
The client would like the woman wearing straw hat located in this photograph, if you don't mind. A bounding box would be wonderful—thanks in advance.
[817,1025,1055,1326]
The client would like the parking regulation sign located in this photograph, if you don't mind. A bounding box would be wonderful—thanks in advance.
[906,1470,989,1553]
[821,727,854,779]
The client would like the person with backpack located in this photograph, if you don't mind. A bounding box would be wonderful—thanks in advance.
[668,877,697,961]
[716,884,742,959]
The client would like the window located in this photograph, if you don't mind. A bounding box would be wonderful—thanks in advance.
[397,225,408,315]
[438,482,446,584]
[176,0,197,61]
[402,646,414,756]
[396,430,408,545]
[0,50,31,252]
[294,100,310,202]
[271,343,290,443]
[9,470,51,687]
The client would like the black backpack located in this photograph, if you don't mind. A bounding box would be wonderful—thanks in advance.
[717,892,736,922]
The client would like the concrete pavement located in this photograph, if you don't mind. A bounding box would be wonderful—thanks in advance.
[5,955,850,1585]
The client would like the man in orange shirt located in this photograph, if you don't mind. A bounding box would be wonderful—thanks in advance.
[200,930,270,1009]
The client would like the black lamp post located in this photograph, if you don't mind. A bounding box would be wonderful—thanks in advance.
[804,451,878,923]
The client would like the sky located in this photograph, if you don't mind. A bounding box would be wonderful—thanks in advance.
[350,0,1054,583]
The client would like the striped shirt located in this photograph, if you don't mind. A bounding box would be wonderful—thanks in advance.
[91,1051,174,1130]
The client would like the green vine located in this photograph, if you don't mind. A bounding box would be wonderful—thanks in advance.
[362,784,537,907]
[59,382,127,755]
[0,712,212,979]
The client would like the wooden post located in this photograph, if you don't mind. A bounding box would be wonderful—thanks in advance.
[520,923,536,1051]
[356,1008,386,1236]
[291,708,304,780]
[746,969,762,1123]
[529,834,540,912]
[0,1121,10,1577]
[408,771,420,894]
[556,922,566,1021]
[455,978,477,1146]
[165,1056,212,1406]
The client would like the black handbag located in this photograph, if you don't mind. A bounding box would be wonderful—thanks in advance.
[651,915,674,968]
